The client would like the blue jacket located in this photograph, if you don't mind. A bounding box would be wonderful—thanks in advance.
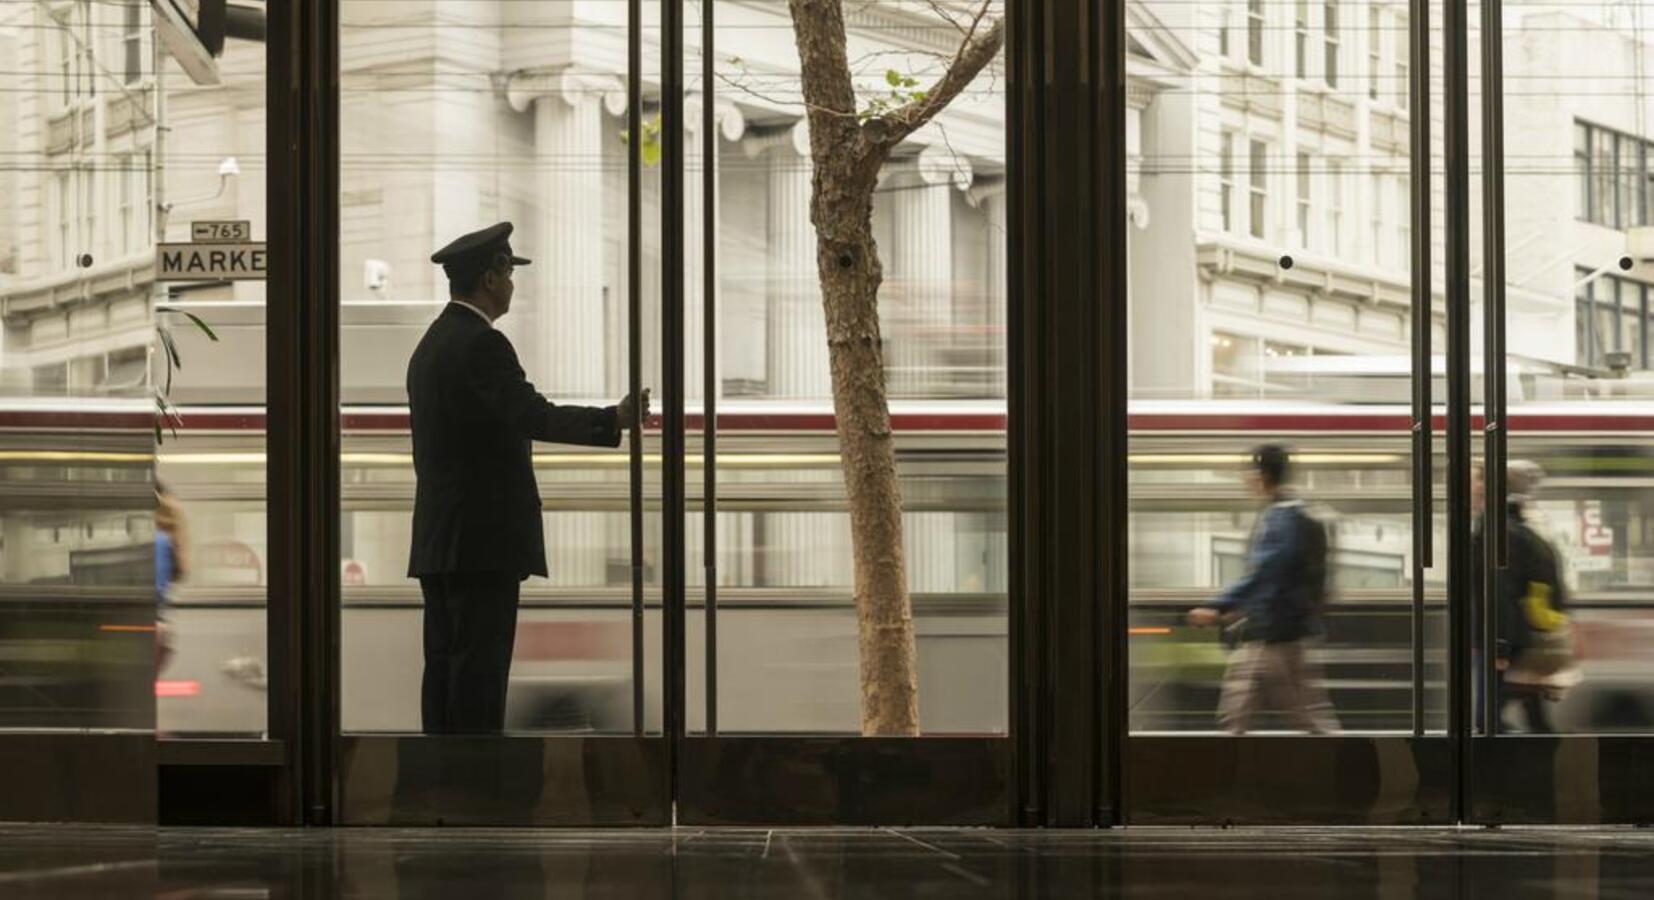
[156,530,176,609]
[1211,498,1322,643]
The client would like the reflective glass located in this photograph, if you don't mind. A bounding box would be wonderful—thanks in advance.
[0,1,158,732]
[335,0,653,735]
[687,0,1009,734]
[1492,0,1654,735]
[1126,0,1441,735]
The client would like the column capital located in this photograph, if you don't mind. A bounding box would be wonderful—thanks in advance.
[685,94,749,142]
[506,69,626,116]
[965,177,1007,208]
[917,143,973,190]
[742,118,810,159]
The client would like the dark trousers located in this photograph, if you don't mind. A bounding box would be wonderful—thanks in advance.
[419,571,520,734]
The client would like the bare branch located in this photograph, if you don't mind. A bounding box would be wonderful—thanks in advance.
[876,9,1004,147]
[788,0,861,131]
[919,0,972,38]
[713,69,861,123]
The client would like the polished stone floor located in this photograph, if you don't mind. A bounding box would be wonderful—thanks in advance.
[3,826,1653,898]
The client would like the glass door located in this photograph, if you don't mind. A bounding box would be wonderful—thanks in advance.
[329,0,669,825]
[672,0,1016,824]
[0,0,166,823]
[1468,0,1654,824]
[1120,0,1456,823]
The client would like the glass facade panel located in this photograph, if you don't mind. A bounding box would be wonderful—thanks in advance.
[0,1,158,733]
[687,0,1009,735]
[1494,0,1654,736]
[1127,0,1436,737]
[334,0,651,735]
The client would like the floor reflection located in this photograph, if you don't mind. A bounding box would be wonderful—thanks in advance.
[3,826,1651,898]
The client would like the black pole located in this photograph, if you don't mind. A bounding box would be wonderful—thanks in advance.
[1408,0,1432,737]
[627,0,645,736]
[1007,0,1036,825]
[266,0,340,825]
[662,0,688,779]
[1479,0,1509,741]
[1099,0,1129,827]
[701,0,719,737]
[1444,0,1473,820]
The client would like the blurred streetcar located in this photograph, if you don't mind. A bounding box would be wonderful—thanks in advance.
[5,395,1654,735]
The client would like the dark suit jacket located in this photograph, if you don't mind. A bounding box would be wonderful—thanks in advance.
[406,303,620,578]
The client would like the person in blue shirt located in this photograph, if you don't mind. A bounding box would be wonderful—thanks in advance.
[155,482,187,674]
[1188,444,1340,735]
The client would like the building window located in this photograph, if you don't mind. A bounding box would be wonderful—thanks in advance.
[1368,7,1381,100]
[1395,175,1410,271]
[1395,11,1410,109]
[123,0,143,85]
[1248,0,1266,66]
[1621,134,1641,229]
[1249,139,1268,239]
[1212,331,1260,398]
[1220,5,1231,59]
[141,150,153,243]
[1327,158,1345,255]
[1577,270,1652,369]
[1574,120,1654,229]
[1372,171,1386,266]
[1595,125,1617,226]
[1576,123,1591,220]
[119,154,134,253]
[55,173,71,269]
[1296,0,1310,78]
[1324,0,1341,87]
[80,167,94,262]
[56,26,73,107]
[1297,152,1313,247]
[1221,132,1236,233]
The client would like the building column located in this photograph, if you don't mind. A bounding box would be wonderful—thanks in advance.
[509,72,624,582]
[889,144,971,396]
[762,121,829,399]
[684,95,746,403]
[969,179,1008,397]
[508,71,624,399]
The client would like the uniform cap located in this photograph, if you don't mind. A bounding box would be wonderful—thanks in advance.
[430,222,531,280]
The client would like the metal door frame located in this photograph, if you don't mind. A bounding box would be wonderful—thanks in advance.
[1119,0,1461,825]
[1464,0,1654,827]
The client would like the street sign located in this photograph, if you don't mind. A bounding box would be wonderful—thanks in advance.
[191,220,251,242]
[157,242,267,281]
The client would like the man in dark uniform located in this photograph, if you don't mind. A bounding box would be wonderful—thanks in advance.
[408,221,648,734]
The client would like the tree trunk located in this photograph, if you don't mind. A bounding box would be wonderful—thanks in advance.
[817,189,919,736]
[786,0,1003,736]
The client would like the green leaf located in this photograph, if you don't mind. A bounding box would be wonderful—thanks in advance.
[641,140,662,168]
[911,90,927,102]
[179,311,218,341]
[902,76,919,88]
[885,69,902,87]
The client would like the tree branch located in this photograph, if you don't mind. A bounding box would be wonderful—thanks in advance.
[788,0,861,143]
[876,9,1003,148]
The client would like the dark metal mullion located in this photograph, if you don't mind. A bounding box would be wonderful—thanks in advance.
[1444,0,1473,821]
[627,0,645,737]
[702,0,718,738]
[267,0,341,826]
[1006,0,1034,826]
[1100,0,1129,828]
[1408,0,1431,738]
[1479,0,1509,739]
[662,0,688,777]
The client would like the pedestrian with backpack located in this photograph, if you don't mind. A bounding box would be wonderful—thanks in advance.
[1188,444,1341,735]
[1471,460,1579,733]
